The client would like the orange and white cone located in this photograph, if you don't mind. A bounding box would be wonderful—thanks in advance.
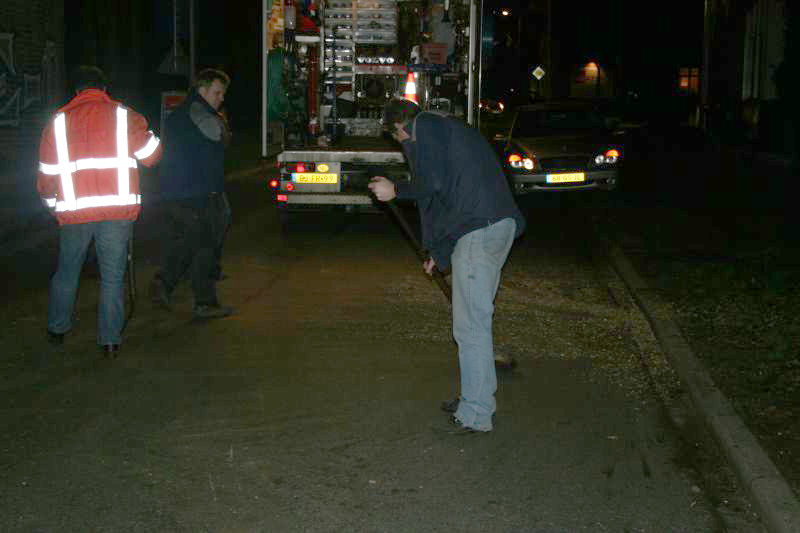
[404,72,418,104]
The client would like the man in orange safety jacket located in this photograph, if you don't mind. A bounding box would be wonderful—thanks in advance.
[36,66,162,357]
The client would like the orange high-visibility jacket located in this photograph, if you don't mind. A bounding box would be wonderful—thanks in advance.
[36,89,163,226]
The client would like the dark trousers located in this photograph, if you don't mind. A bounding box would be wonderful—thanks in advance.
[156,194,227,306]
[213,192,231,279]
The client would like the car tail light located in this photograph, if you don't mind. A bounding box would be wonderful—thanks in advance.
[268,179,280,189]
[286,182,295,191]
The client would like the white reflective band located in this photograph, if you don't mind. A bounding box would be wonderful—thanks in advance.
[39,162,61,175]
[116,107,130,197]
[76,157,137,170]
[53,194,141,212]
[133,132,160,160]
[53,113,77,211]
[44,106,139,213]
[39,157,137,174]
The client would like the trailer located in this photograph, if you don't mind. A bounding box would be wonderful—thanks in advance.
[261,0,482,229]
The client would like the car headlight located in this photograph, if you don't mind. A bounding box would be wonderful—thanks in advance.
[508,153,535,171]
[594,149,621,165]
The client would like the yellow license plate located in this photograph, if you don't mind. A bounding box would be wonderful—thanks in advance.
[546,172,585,183]
[293,173,339,184]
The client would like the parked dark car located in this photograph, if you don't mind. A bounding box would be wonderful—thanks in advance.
[496,100,625,194]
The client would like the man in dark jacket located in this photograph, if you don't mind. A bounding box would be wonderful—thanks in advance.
[369,98,526,433]
[150,68,233,319]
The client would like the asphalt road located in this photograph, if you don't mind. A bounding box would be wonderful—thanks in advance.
[0,163,770,531]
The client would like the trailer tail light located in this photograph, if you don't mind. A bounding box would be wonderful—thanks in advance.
[285,162,316,173]
[286,183,295,192]
[276,194,288,202]
[268,178,280,189]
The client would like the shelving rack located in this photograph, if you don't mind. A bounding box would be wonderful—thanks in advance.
[320,0,399,137]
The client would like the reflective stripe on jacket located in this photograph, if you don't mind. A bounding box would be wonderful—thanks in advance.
[36,89,163,225]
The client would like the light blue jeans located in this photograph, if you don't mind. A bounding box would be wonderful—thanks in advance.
[48,220,132,346]
[452,217,517,431]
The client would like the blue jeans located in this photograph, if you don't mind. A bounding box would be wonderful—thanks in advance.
[452,217,517,431]
[48,220,132,345]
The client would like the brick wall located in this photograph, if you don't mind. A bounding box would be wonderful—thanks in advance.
[0,0,64,189]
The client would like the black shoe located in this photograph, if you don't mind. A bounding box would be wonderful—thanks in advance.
[101,344,120,358]
[447,415,488,435]
[46,330,64,345]
[494,352,517,369]
[149,277,172,310]
[440,397,459,413]
[193,303,234,319]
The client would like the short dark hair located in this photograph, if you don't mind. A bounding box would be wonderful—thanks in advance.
[72,66,108,92]
[194,68,231,90]
[382,98,420,130]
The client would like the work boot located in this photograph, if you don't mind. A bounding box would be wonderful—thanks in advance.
[193,303,234,319]
[149,277,172,310]
[101,344,120,358]
[494,350,516,369]
[440,397,459,413]
[46,330,65,345]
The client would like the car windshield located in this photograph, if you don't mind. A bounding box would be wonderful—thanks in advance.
[513,109,606,137]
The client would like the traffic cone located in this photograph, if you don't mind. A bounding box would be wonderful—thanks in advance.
[404,72,418,103]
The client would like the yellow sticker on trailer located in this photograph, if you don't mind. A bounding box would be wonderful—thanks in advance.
[546,172,585,183]
[293,173,339,184]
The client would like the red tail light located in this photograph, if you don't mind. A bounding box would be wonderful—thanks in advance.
[284,162,315,173]
[268,179,280,189]
[276,194,288,202]
[286,183,295,192]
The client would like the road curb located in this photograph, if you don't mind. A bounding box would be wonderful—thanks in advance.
[608,245,800,533]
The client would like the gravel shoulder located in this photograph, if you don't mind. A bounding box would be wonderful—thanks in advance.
[609,207,800,501]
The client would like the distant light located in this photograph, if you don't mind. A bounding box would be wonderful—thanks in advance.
[501,9,510,16]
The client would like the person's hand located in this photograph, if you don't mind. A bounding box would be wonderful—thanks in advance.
[423,257,436,275]
[368,176,397,202]
[218,110,232,146]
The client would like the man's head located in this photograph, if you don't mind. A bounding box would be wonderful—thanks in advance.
[382,98,420,141]
[195,68,230,111]
[72,66,108,93]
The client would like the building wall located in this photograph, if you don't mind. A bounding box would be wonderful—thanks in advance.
[0,0,65,179]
